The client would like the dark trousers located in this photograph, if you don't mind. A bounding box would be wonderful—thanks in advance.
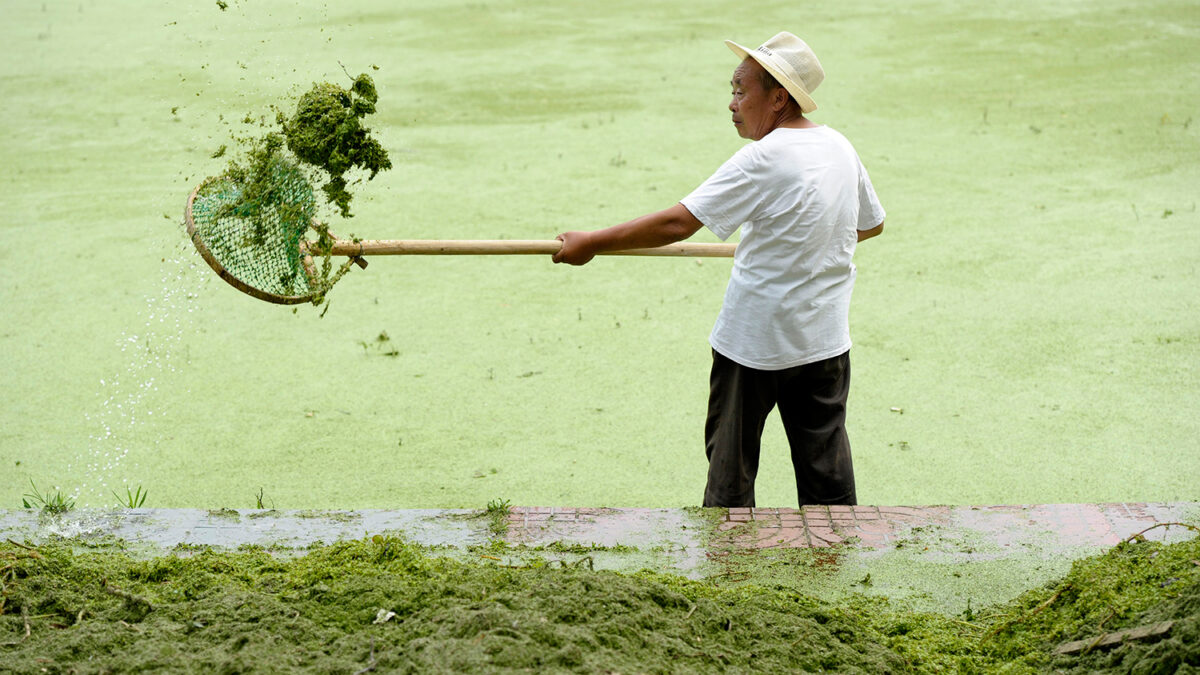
[703,349,856,508]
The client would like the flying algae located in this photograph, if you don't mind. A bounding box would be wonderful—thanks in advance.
[279,73,392,219]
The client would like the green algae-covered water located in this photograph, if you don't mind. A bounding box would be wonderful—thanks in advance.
[1,0,1198,509]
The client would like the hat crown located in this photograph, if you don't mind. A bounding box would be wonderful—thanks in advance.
[758,32,824,95]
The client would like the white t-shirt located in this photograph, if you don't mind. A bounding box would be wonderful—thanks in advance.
[680,125,885,370]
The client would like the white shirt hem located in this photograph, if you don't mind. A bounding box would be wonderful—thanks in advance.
[709,339,852,371]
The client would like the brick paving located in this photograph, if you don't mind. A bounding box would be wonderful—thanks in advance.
[501,502,1198,554]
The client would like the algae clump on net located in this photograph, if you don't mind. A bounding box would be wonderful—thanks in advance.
[279,73,392,219]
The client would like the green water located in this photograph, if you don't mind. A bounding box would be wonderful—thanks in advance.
[1,0,1197,509]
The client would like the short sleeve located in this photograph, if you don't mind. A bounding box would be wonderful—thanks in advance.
[680,156,763,241]
[856,160,886,230]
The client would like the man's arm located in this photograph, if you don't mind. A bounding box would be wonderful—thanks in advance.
[553,203,705,265]
[857,221,884,242]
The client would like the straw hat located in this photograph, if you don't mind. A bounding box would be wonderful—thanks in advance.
[725,32,824,113]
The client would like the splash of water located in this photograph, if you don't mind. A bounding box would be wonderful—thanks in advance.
[62,240,209,512]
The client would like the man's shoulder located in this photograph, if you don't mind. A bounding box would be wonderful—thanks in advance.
[754,125,848,151]
[734,126,855,171]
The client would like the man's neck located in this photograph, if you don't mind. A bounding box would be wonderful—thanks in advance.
[780,110,818,129]
[769,108,818,134]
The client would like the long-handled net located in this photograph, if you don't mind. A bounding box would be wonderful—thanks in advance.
[184,164,736,306]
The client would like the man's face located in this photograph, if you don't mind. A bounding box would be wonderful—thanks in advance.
[728,58,777,141]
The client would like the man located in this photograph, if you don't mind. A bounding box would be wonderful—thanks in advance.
[553,32,885,508]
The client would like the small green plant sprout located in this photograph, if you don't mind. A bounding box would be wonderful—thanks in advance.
[485,497,512,515]
[255,487,274,509]
[22,479,75,514]
[112,485,148,508]
[484,498,513,537]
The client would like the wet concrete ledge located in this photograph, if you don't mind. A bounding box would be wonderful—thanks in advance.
[2,502,1195,559]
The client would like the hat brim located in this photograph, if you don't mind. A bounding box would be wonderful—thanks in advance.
[725,40,817,113]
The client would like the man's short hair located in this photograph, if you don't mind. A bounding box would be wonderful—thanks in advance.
[758,68,795,106]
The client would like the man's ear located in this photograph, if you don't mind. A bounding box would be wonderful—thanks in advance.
[771,86,791,112]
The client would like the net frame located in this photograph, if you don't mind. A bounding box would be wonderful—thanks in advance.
[184,163,323,305]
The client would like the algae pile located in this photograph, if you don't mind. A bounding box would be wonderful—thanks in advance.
[2,533,1197,673]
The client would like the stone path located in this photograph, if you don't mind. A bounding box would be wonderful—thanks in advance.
[708,503,1195,550]
[502,502,1197,552]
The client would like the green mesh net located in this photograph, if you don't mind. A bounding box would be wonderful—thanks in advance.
[188,156,319,303]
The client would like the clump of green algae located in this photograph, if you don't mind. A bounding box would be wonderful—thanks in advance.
[1,531,1197,673]
[278,73,392,219]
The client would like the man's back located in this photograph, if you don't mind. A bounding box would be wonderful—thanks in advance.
[682,125,885,370]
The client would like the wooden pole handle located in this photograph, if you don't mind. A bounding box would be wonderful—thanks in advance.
[325,239,736,257]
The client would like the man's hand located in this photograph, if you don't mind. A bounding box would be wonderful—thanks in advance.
[553,231,597,265]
